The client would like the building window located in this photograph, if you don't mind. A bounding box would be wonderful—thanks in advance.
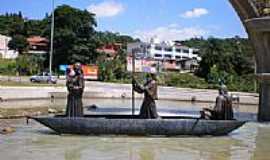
[164,54,172,59]
[175,56,181,59]
[183,49,189,53]
[154,46,162,51]
[154,54,162,58]
[175,48,182,53]
[164,47,172,52]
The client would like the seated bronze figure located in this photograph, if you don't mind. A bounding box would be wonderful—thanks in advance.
[201,85,234,120]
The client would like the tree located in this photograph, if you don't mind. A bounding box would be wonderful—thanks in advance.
[8,34,28,54]
[43,5,99,67]
[95,31,137,48]
[189,37,254,79]
[0,12,24,36]
[24,19,47,36]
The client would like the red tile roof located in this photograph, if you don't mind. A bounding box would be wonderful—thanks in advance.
[27,36,48,47]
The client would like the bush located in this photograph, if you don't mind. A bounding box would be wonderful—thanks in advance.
[226,74,257,92]
[0,54,45,76]
[163,72,210,89]
[0,59,17,75]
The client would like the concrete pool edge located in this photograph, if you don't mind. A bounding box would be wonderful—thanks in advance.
[0,85,259,105]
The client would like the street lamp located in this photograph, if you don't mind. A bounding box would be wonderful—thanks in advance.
[49,0,55,75]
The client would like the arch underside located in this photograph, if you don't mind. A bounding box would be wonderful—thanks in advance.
[230,0,270,121]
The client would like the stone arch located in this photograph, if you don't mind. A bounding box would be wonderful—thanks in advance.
[229,0,270,121]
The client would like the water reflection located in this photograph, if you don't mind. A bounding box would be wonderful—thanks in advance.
[65,148,82,160]
[131,146,155,160]
[253,124,270,160]
[1,122,270,160]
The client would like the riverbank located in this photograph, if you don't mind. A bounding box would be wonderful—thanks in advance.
[0,81,259,104]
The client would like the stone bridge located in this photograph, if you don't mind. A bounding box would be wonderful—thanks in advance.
[230,0,270,121]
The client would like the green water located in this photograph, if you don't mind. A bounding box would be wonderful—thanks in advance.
[0,121,270,160]
[0,99,267,160]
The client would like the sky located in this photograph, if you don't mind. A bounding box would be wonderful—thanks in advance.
[0,0,247,41]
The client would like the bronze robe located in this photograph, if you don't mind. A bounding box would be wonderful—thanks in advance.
[212,95,234,120]
[133,79,159,119]
[66,73,85,117]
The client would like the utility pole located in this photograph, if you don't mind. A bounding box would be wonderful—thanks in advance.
[49,0,55,75]
[254,60,257,92]
[131,51,135,115]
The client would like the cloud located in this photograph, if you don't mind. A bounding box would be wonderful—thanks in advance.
[133,24,209,42]
[87,1,124,18]
[181,8,209,18]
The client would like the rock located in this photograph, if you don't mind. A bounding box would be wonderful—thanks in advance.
[50,95,55,103]
[87,104,98,110]
[1,127,16,135]
[48,108,57,114]
[121,93,127,99]
[191,96,196,102]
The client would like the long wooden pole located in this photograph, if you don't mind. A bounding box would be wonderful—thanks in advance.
[132,51,135,115]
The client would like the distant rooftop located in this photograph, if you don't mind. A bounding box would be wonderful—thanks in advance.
[27,36,48,47]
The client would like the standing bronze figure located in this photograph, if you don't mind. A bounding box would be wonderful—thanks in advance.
[132,73,159,119]
[66,63,85,117]
[201,85,234,120]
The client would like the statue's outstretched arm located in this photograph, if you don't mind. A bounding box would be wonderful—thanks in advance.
[132,80,144,93]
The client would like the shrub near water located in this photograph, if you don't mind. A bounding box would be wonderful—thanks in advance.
[0,59,17,75]
[160,72,257,92]
[163,73,210,89]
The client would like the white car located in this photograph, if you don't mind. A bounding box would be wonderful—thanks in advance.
[30,72,57,84]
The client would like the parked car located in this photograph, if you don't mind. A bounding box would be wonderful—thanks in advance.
[30,72,57,84]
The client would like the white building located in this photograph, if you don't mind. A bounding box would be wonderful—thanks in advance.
[0,34,18,59]
[127,38,201,71]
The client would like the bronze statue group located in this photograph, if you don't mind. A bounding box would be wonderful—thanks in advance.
[65,63,234,120]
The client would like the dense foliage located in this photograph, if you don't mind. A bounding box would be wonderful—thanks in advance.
[45,5,98,67]
[182,37,254,78]
[181,37,256,92]
[0,5,135,73]
[0,59,16,75]
[8,34,28,54]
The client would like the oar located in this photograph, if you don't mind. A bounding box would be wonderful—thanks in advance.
[131,51,135,116]
[190,117,200,133]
